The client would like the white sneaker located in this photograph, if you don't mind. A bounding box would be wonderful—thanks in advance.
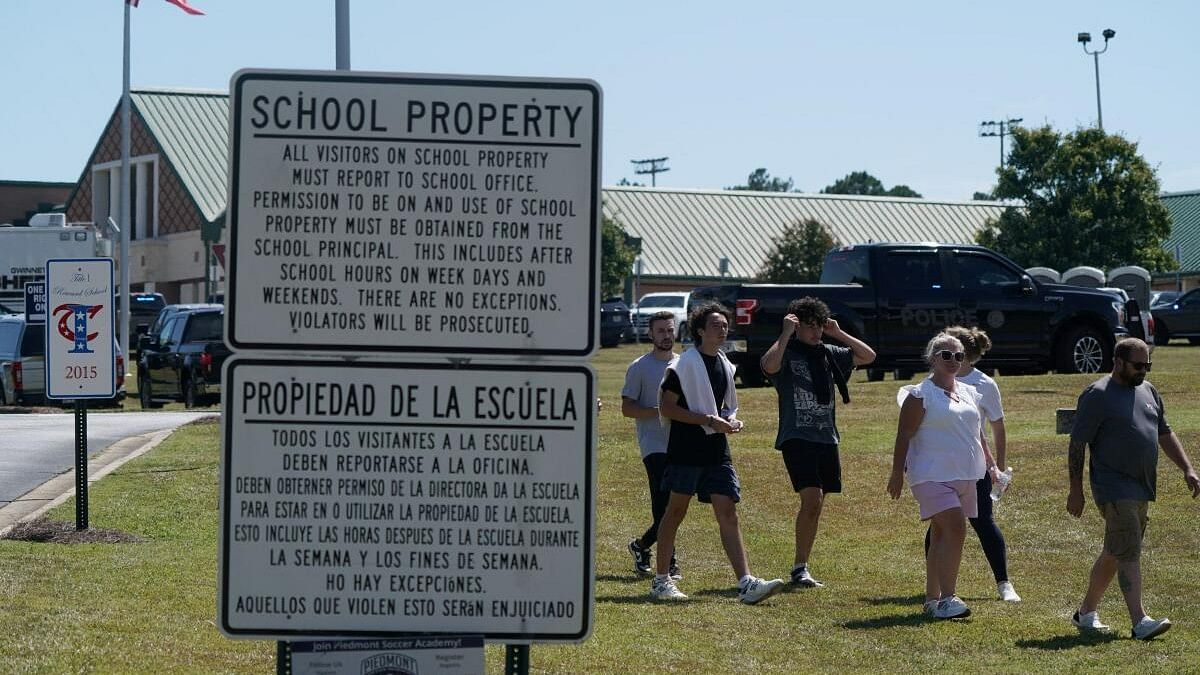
[997,581,1021,602]
[1072,610,1110,632]
[738,577,785,605]
[790,566,825,588]
[933,595,971,619]
[922,599,939,616]
[1132,616,1172,640]
[650,577,687,601]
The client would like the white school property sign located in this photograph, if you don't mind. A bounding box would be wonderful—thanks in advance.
[218,358,595,642]
[225,69,601,356]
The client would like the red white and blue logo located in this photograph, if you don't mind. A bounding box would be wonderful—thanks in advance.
[52,303,105,354]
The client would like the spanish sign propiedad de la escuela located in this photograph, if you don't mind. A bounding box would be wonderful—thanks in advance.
[218,358,594,642]
[226,69,601,356]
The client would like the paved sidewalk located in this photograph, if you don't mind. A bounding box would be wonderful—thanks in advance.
[0,418,214,535]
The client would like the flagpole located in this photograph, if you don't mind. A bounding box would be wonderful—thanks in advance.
[336,0,350,69]
[119,0,132,381]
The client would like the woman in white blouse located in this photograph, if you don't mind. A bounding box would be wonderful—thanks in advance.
[888,332,1000,620]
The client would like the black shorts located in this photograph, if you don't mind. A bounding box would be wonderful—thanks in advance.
[780,439,842,493]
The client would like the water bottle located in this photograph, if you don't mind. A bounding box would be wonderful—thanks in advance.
[990,467,1013,502]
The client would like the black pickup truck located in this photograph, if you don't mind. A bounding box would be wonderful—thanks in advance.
[137,305,228,408]
[692,243,1132,384]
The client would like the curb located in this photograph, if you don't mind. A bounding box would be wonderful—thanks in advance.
[0,425,191,537]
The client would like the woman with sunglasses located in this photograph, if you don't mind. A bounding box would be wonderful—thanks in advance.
[888,332,1000,619]
[921,326,1021,603]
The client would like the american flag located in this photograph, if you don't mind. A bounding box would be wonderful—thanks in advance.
[126,0,206,16]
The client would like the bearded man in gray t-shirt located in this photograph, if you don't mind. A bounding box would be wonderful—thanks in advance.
[621,311,680,579]
[1067,337,1200,640]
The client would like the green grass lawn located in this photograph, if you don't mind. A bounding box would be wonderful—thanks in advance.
[3,345,1200,673]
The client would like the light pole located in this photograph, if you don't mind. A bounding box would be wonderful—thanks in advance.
[1077,28,1115,130]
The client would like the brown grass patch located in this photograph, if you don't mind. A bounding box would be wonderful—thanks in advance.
[1,516,143,544]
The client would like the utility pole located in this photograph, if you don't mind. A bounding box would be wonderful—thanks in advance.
[631,157,670,187]
[978,118,1023,168]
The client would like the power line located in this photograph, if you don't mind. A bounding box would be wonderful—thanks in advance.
[979,118,1022,168]
[631,157,670,187]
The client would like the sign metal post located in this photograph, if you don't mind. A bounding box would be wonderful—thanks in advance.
[44,258,116,532]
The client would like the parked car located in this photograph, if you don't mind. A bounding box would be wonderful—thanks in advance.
[117,292,167,346]
[599,296,632,348]
[138,306,229,408]
[631,291,691,341]
[0,313,126,406]
[136,303,222,358]
[1151,290,1181,308]
[1151,289,1200,345]
[1096,287,1153,346]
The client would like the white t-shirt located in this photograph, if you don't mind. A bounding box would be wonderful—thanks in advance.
[896,378,986,485]
[956,368,1004,436]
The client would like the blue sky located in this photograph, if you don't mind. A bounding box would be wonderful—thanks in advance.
[3,0,1198,200]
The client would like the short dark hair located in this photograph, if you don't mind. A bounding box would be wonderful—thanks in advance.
[689,301,732,343]
[1114,337,1148,362]
[647,310,676,332]
[787,297,830,326]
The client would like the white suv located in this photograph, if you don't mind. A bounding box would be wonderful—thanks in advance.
[631,292,691,341]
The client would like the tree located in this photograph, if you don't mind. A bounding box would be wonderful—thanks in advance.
[600,214,640,297]
[972,190,995,201]
[729,168,795,192]
[756,218,837,283]
[616,177,645,187]
[821,171,923,198]
[886,184,922,198]
[976,125,1176,272]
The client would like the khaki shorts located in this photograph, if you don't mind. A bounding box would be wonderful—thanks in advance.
[1097,500,1149,562]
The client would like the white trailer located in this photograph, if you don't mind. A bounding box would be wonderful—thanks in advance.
[0,215,108,313]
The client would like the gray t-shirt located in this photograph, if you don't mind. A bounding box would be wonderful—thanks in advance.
[1070,375,1171,504]
[772,342,853,448]
[621,352,676,458]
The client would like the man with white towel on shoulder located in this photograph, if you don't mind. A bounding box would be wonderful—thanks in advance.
[648,301,785,605]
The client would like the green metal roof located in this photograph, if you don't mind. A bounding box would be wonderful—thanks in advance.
[603,186,1007,279]
[132,89,229,223]
[1162,191,1200,274]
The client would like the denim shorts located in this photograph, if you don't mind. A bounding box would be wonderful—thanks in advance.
[661,462,741,503]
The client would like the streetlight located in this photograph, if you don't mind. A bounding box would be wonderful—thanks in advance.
[1077,28,1115,130]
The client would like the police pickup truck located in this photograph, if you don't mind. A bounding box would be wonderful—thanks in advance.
[691,243,1132,384]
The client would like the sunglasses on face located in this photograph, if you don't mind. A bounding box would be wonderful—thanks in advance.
[1123,359,1152,372]
[935,350,966,362]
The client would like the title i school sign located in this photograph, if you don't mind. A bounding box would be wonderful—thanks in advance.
[219,70,600,643]
[226,69,601,356]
